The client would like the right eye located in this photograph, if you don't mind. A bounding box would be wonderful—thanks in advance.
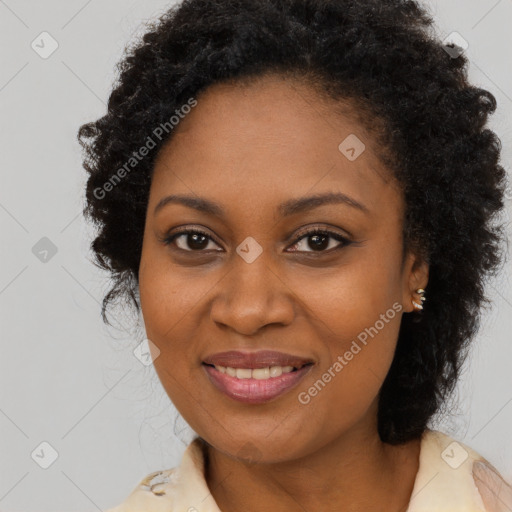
[162,228,223,252]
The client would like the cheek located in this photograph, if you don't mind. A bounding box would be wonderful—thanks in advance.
[138,253,215,341]
[291,250,403,411]
[138,265,203,417]
[138,254,227,404]
[288,244,403,340]
[296,305,401,440]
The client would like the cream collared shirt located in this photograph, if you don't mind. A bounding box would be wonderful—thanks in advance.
[105,429,512,511]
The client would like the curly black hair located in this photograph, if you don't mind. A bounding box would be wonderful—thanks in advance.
[77,0,508,445]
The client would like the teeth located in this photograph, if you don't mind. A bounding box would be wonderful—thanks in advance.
[252,367,269,380]
[236,368,252,379]
[214,365,296,379]
[269,366,282,377]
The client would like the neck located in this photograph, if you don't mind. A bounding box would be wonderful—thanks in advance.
[204,422,421,512]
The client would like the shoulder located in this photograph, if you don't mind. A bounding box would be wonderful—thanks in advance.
[103,437,221,512]
[408,429,512,512]
[472,458,512,512]
[104,468,181,512]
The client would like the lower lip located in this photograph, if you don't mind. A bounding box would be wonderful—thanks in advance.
[202,364,313,404]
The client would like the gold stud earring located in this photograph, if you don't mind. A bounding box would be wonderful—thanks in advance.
[412,288,426,311]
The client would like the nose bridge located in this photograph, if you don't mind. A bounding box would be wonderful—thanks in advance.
[210,244,294,333]
[233,246,274,299]
[231,244,279,309]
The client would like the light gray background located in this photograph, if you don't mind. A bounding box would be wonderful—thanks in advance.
[1,1,511,511]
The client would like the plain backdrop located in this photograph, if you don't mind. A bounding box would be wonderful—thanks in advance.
[1,0,511,510]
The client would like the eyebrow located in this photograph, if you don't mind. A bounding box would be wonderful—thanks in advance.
[153,192,370,217]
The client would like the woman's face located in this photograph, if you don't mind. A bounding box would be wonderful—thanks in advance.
[138,75,428,462]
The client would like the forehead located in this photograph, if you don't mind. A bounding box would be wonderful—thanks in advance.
[150,76,401,218]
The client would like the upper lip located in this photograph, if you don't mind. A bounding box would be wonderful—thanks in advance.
[202,350,314,369]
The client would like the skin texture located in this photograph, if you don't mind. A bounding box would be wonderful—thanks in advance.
[138,75,429,512]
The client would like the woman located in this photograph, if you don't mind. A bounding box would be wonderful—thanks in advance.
[78,0,512,510]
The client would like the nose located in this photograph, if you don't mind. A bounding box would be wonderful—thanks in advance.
[209,252,295,336]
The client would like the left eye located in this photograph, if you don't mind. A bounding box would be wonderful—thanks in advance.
[287,229,351,253]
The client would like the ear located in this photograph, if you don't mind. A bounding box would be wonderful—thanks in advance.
[401,249,429,313]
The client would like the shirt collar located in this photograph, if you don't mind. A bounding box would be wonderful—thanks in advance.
[113,429,488,512]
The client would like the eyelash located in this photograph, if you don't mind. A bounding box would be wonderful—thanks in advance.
[162,226,352,254]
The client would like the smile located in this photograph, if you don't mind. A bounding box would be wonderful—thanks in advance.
[202,359,314,404]
[209,364,298,379]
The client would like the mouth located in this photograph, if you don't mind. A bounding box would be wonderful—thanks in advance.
[201,350,314,404]
[202,361,313,380]
[202,349,314,370]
